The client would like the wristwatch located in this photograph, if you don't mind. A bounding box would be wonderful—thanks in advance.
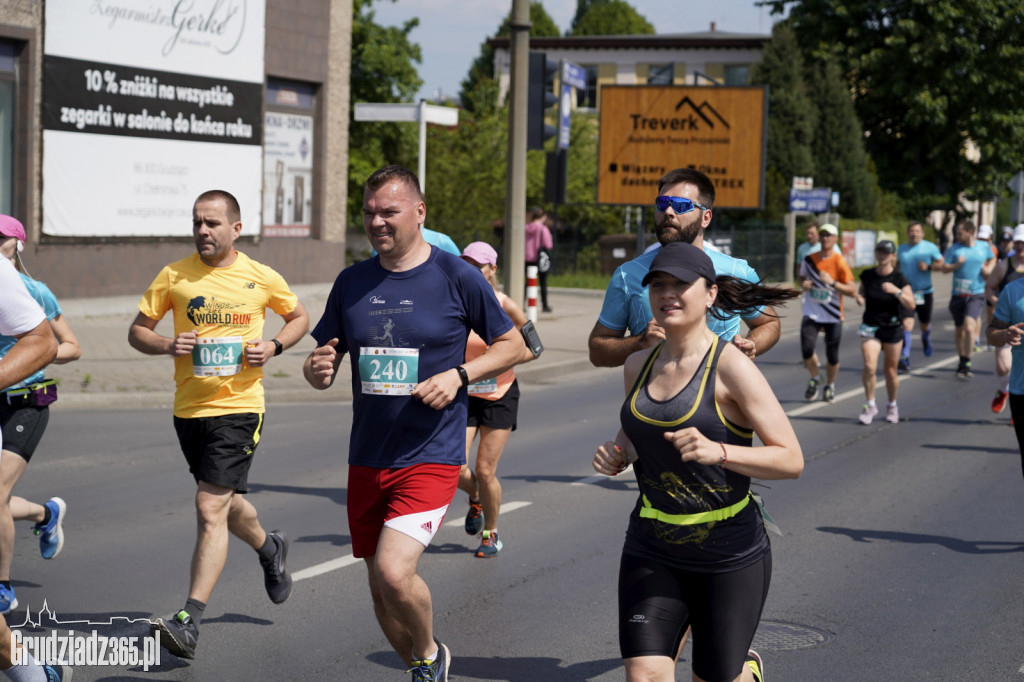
[271,339,283,356]
[455,365,469,388]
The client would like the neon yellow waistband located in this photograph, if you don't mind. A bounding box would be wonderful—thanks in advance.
[639,493,751,526]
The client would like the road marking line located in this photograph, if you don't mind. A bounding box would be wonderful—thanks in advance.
[293,500,532,582]
[786,354,961,417]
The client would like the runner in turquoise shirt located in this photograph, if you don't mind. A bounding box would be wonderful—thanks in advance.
[896,220,944,365]
[937,220,996,377]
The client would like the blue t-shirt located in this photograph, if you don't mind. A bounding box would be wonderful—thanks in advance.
[597,244,763,342]
[897,241,943,294]
[945,241,994,296]
[994,278,1024,395]
[0,274,61,391]
[311,247,513,469]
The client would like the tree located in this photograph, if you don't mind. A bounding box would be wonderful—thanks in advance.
[459,2,561,113]
[761,0,1024,217]
[569,0,654,36]
[348,0,423,218]
[807,54,879,219]
[749,22,816,218]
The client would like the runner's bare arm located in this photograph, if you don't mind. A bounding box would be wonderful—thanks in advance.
[588,320,665,368]
[0,320,56,389]
[413,326,526,411]
[733,307,780,359]
[128,312,196,357]
[303,338,342,390]
[245,302,310,367]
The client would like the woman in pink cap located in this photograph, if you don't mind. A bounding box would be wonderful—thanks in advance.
[457,241,534,557]
[0,215,80,613]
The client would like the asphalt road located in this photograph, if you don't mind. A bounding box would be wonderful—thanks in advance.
[8,306,1024,681]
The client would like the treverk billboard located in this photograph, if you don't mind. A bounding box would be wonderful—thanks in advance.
[597,86,766,209]
[42,0,265,237]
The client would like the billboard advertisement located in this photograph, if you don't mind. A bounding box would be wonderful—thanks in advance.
[42,0,266,237]
[597,86,766,209]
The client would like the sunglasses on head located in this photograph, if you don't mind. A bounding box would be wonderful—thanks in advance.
[654,196,708,214]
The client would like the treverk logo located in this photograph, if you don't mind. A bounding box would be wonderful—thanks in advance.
[629,97,730,132]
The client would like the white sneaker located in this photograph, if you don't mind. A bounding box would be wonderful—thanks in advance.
[885,403,899,423]
[858,403,878,425]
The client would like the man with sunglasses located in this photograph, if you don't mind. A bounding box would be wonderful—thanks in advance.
[588,168,780,368]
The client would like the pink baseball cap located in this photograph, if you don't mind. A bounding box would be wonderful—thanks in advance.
[0,215,24,242]
[461,241,498,266]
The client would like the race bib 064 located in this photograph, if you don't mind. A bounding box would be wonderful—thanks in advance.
[192,336,243,376]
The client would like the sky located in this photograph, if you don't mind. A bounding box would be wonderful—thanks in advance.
[372,0,787,102]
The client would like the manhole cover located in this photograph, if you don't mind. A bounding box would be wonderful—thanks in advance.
[752,621,834,651]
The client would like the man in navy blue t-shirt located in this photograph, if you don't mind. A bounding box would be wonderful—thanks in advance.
[304,165,524,681]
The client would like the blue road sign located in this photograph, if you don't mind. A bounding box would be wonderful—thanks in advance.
[789,188,831,213]
[562,61,587,90]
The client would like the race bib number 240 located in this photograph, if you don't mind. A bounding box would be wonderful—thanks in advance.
[358,347,419,395]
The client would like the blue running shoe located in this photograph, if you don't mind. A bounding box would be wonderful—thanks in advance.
[475,530,503,558]
[407,640,449,681]
[33,497,66,560]
[0,584,17,614]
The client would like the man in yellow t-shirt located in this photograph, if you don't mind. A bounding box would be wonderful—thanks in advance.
[128,190,308,660]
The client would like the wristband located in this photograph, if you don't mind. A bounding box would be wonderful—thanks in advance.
[455,365,469,388]
[718,442,728,467]
[271,339,283,356]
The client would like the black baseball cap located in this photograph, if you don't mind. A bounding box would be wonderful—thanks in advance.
[875,239,896,254]
[642,242,716,286]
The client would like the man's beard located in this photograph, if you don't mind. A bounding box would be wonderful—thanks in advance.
[656,212,702,246]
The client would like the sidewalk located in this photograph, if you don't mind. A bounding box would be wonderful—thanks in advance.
[49,286,611,410]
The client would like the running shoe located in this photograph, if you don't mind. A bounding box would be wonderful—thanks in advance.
[922,334,933,356]
[475,530,502,558]
[464,498,484,536]
[42,664,73,681]
[885,403,900,423]
[993,390,1009,414]
[152,610,199,660]
[260,531,292,604]
[407,640,450,682]
[33,497,66,560]
[858,403,878,425]
[963,361,974,378]
[956,361,967,379]
[746,649,764,682]
[0,584,17,614]
[823,384,836,403]
[897,356,910,373]
[804,376,821,401]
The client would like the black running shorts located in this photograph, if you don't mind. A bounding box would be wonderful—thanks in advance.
[173,413,263,493]
[466,379,520,431]
[0,401,49,461]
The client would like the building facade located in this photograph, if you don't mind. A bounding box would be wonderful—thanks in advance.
[0,0,351,298]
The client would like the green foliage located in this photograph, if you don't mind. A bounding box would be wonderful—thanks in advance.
[749,22,816,218]
[460,2,561,112]
[348,0,423,217]
[761,0,1024,218]
[807,54,879,219]
[569,0,654,36]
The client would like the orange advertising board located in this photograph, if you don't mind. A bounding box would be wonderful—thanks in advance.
[597,86,766,209]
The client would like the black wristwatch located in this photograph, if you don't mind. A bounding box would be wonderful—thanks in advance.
[455,365,469,388]
[271,339,283,356]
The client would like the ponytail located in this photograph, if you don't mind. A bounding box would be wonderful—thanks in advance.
[707,276,800,321]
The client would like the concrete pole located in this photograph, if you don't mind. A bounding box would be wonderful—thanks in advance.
[503,0,530,304]
[418,99,427,194]
[785,212,796,282]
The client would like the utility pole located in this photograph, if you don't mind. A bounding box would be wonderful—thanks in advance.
[503,0,529,303]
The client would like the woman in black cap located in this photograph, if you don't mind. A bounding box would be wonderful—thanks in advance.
[592,242,802,682]
[855,240,916,425]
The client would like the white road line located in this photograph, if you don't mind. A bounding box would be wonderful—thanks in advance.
[293,500,533,582]
[786,354,962,417]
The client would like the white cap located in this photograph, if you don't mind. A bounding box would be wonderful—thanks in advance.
[978,223,993,240]
[1013,224,1024,243]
